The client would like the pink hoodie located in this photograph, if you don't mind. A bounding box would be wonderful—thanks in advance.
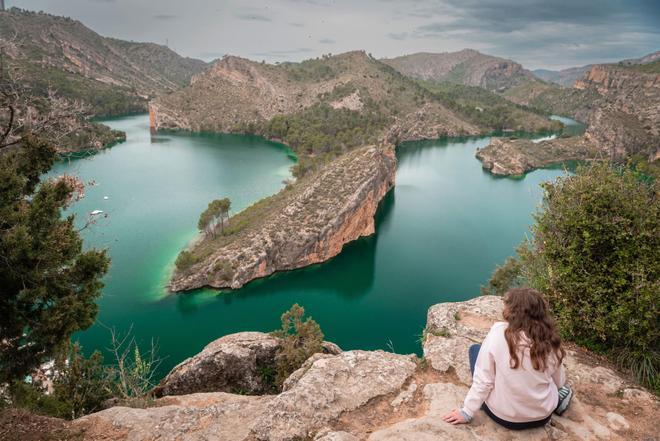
[462,321,566,422]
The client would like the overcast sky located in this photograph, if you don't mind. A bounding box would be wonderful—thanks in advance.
[8,0,660,70]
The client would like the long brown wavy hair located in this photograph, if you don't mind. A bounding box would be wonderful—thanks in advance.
[503,288,565,371]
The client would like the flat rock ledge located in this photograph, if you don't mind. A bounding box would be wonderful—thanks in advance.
[476,136,601,176]
[73,296,657,441]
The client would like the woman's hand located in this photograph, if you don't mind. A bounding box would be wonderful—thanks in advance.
[442,408,468,425]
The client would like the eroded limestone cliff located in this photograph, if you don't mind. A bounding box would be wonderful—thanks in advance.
[169,145,396,291]
[67,296,657,441]
[577,64,660,161]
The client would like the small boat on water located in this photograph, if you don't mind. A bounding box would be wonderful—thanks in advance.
[90,210,104,216]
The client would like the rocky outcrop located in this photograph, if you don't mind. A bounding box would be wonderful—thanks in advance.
[153,332,280,397]
[576,64,660,161]
[70,296,657,441]
[153,332,342,397]
[251,350,417,441]
[479,63,660,176]
[169,145,396,291]
[475,136,602,176]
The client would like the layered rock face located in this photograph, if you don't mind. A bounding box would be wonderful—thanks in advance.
[169,145,396,291]
[72,296,657,441]
[475,136,601,176]
[576,64,660,161]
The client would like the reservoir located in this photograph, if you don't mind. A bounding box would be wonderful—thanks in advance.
[49,114,582,376]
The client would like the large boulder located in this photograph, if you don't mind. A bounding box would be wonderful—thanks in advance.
[153,332,280,396]
[153,331,343,397]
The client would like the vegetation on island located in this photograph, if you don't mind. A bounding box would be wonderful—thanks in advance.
[198,198,231,237]
[482,164,659,390]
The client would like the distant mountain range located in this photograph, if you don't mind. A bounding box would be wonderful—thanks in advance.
[150,50,556,149]
[532,51,660,87]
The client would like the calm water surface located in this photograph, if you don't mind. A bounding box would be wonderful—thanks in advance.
[49,114,583,377]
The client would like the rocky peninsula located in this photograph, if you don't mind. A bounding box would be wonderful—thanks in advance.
[475,136,601,176]
[52,296,657,440]
[170,145,396,291]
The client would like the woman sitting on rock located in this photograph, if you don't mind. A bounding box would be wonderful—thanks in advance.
[443,288,573,430]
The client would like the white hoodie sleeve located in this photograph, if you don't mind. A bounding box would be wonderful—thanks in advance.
[462,326,497,418]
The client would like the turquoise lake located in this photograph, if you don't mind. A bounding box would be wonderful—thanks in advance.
[48,114,582,377]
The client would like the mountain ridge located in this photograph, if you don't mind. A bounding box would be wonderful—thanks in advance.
[0,8,208,116]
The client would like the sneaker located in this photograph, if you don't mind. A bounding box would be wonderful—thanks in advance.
[555,385,573,416]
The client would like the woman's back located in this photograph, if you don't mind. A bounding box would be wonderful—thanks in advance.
[469,321,565,422]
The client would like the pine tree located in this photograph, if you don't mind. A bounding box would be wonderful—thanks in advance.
[0,135,110,382]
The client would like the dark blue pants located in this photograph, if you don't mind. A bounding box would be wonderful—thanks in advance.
[468,343,551,430]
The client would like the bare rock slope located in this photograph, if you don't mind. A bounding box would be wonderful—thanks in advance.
[73,296,657,441]
[576,64,660,161]
[170,145,396,291]
[0,8,207,112]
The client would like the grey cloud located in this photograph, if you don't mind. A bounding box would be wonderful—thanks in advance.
[250,48,315,58]
[153,14,177,20]
[17,0,660,69]
[198,51,226,60]
[387,32,409,41]
[234,12,272,22]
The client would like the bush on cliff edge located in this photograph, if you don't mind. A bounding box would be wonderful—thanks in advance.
[484,164,659,389]
[271,304,324,388]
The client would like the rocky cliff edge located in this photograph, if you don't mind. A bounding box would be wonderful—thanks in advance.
[72,296,657,441]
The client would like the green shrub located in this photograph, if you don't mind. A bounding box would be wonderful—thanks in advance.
[213,259,234,281]
[271,304,324,388]
[519,164,659,389]
[8,343,113,420]
[52,343,114,419]
[175,250,198,271]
